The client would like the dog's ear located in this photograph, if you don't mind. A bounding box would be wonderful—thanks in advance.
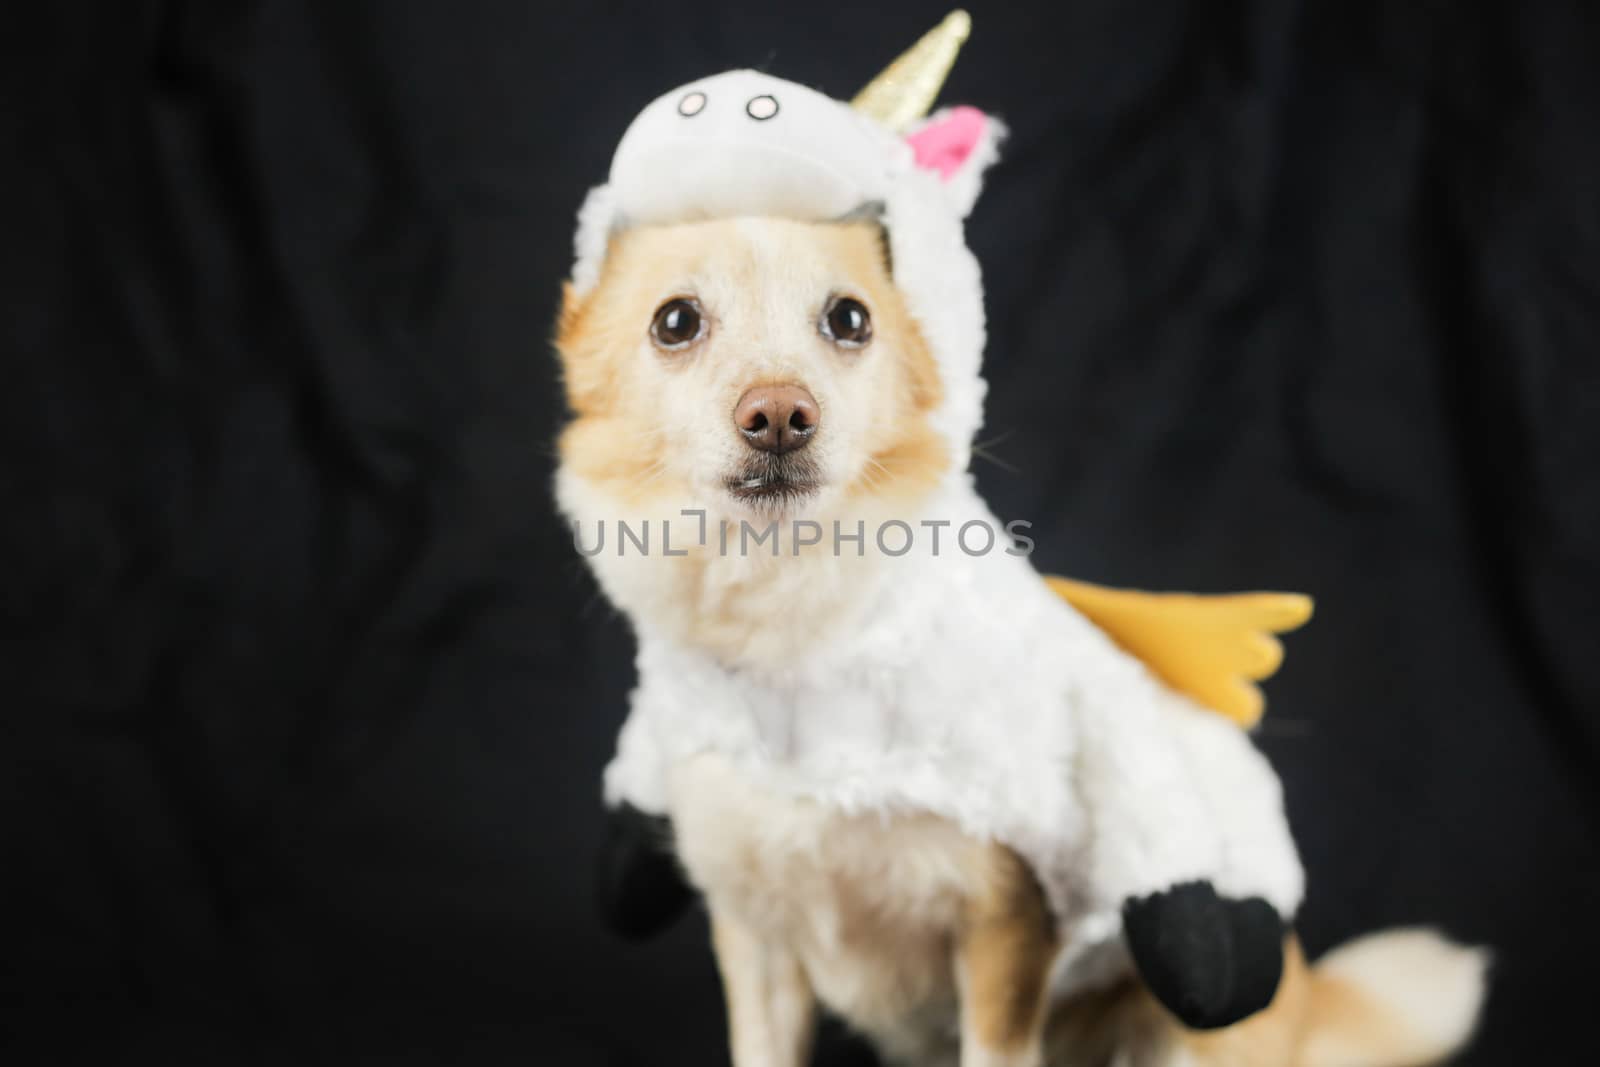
[904,106,1005,219]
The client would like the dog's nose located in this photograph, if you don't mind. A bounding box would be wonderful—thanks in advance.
[734,385,819,454]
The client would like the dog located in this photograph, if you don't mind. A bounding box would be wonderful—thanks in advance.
[554,213,1488,1067]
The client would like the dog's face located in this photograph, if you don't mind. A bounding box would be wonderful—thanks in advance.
[556,217,948,526]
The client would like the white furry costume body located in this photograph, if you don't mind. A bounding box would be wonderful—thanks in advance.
[561,69,1303,1004]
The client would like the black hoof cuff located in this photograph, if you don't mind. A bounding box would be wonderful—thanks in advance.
[1122,880,1285,1030]
[595,803,696,940]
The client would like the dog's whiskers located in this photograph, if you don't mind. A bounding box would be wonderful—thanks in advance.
[634,458,670,487]
[970,442,1018,474]
[854,457,893,492]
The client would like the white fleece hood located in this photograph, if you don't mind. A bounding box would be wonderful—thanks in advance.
[569,68,1003,474]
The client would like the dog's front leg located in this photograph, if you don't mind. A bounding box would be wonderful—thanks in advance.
[955,846,1059,1067]
[711,909,816,1067]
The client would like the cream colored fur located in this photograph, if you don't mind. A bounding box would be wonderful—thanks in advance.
[557,216,1486,1067]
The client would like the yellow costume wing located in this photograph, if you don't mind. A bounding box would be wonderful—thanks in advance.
[1043,577,1313,728]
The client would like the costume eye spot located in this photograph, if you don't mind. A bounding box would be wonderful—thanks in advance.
[746,94,779,120]
[678,91,707,117]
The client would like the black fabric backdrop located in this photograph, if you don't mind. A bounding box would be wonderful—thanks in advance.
[4,2,1597,1064]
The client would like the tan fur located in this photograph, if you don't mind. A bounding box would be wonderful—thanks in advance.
[1037,953,1310,1067]
[1300,966,1412,1065]
[1295,930,1488,1067]
[1163,938,1311,1066]
[846,412,949,504]
[1046,932,1486,1067]
[959,848,1059,1064]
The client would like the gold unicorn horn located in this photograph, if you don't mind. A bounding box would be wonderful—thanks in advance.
[852,9,971,132]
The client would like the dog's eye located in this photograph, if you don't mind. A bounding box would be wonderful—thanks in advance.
[821,296,873,348]
[650,298,704,350]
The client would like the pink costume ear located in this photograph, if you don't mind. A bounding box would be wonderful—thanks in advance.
[905,106,989,180]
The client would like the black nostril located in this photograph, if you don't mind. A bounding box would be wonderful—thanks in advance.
[789,411,812,435]
[746,413,768,435]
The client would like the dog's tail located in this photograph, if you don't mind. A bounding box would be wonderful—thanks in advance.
[1297,928,1489,1067]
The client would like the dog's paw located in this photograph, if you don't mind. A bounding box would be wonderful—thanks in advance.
[1121,880,1285,1030]
[595,803,696,940]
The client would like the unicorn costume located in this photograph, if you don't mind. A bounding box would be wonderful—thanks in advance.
[565,12,1304,1029]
